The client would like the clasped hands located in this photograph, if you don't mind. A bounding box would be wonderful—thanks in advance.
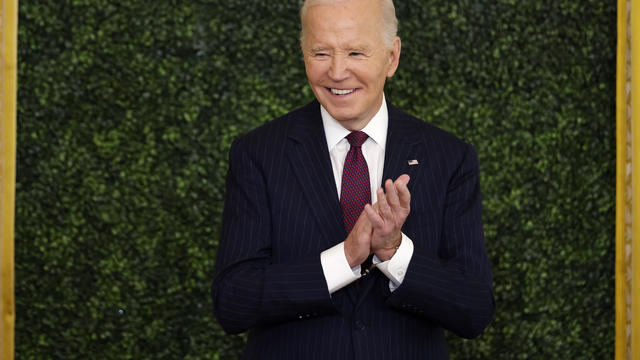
[344,174,411,268]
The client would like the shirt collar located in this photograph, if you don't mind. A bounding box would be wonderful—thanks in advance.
[321,95,388,151]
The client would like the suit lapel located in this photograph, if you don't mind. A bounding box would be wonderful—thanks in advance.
[382,103,425,185]
[286,101,347,253]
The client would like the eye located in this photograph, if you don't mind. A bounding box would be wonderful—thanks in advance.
[349,51,364,57]
[314,52,329,58]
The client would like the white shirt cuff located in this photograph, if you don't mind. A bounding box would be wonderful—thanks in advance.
[320,242,361,294]
[373,233,414,291]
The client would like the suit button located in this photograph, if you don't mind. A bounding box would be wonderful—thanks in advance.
[354,320,366,330]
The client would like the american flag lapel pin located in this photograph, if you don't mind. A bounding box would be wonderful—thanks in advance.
[408,159,419,166]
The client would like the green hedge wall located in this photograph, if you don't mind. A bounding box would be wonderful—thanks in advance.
[16,0,615,358]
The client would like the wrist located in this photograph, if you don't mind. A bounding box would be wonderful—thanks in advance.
[374,236,401,261]
[344,244,368,268]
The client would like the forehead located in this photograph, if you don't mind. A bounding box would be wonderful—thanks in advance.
[302,0,383,47]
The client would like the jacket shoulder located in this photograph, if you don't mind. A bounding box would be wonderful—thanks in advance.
[232,100,319,150]
[388,103,473,152]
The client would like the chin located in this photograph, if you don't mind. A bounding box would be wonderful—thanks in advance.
[321,102,355,118]
[334,114,359,123]
[325,109,357,123]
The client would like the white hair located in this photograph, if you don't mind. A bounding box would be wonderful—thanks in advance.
[299,0,398,49]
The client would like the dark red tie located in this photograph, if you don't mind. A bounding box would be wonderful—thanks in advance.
[340,131,371,234]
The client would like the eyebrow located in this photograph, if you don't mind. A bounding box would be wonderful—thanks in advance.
[309,46,371,53]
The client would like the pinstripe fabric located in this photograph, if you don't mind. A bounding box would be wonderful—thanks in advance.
[212,100,494,359]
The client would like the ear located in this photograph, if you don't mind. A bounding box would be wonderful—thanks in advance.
[386,36,401,78]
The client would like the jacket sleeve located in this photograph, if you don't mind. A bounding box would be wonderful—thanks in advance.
[211,138,337,335]
[386,143,495,339]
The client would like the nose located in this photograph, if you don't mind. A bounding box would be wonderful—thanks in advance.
[328,55,349,81]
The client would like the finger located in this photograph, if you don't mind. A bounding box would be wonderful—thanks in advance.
[395,174,410,187]
[376,187,392,219]
[353,208,373,231]
[345,213,372,267]
[364,203,384,227]
[395,175,411,209]
[358,208,373,232]
[385,178,401,209]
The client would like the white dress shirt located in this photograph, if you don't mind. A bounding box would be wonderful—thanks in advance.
[319,96,414,294]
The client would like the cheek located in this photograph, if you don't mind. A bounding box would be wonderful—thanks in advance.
[373,66,390,85]
[304,62,326,84]
[353,63,385,84]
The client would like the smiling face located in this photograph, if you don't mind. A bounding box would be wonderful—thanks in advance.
[301,0,401,131]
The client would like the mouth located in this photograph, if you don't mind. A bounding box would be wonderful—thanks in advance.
[328,88,356,96]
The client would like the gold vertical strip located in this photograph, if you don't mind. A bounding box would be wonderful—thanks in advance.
[616,0,631,358]
[631,0,640,357]
[0,0,17,359]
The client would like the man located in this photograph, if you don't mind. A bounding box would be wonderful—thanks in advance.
[211,0,494,358]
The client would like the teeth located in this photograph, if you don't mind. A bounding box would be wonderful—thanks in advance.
[331,88,355,95]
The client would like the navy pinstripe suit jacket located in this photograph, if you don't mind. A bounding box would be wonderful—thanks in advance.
[212,100,494,359]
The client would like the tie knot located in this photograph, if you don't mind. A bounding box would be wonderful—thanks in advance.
[346,131,368,148]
